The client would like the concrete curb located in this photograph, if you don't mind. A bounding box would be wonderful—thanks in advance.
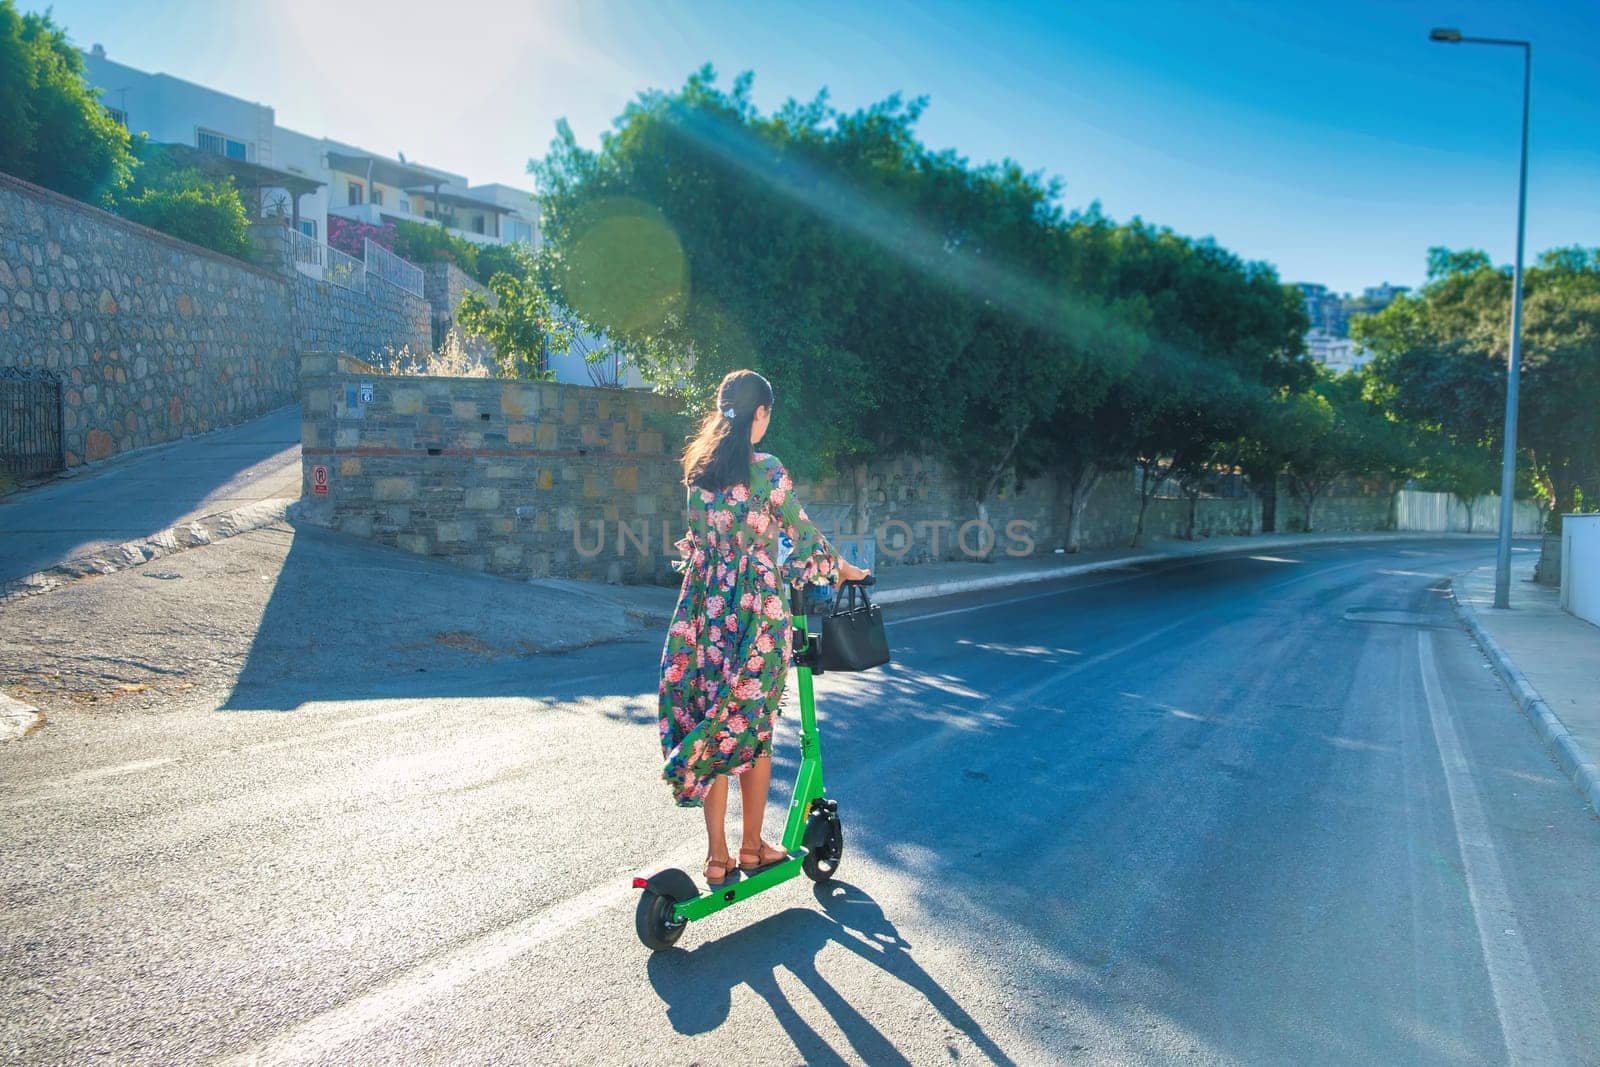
[1448,576,1600,821]
[871,532,1488,607]
[0,692,44,741]
[0,497,297,605]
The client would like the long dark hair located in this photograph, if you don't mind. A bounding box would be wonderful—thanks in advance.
[682,369,774,490]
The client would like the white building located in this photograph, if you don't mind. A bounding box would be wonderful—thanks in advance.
[79,45,538,252]
[1305,328,1371,374]
[74,44,645,386]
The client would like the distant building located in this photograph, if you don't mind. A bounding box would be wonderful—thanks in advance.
[1346,281,1410,321]
[1295,283,1349,338]
[80,45,538,252]
[1293,280,1409,373]
[75,44,646,387]
[1305,328,1368,373]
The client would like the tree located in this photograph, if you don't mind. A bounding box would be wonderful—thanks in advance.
[1281,370,1410,532]
[1416,440,1500,533]
[1357,245,1600,532]
[458,263,575,380]
[534,67,1129,508]
[1062,220,1308,547]
[474,242,528,286]
[0,1,133,201]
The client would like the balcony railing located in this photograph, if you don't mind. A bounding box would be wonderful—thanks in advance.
[364,238,425,298]
[289,228,365,293]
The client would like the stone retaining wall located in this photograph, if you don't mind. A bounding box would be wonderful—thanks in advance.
[296,353,682,582]
[252,223,431,361]
[796,457,1259,563]
[0,171,434,468]
[297,354,1403,582]
[0,171,294,465]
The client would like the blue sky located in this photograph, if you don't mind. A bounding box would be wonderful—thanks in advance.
[36,0,1598,294]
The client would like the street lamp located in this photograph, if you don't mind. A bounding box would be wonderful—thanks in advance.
[1430,27,1531,610]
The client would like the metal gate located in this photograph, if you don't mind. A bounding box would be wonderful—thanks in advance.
[0,368,64,478]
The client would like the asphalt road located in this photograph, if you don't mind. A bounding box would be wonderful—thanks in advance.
[3,539,1598,1065]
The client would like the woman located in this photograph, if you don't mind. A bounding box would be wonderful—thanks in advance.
[658,369,869,887]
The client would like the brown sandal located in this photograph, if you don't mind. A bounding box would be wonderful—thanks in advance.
[703,853,735,886]
[738,839,789,872]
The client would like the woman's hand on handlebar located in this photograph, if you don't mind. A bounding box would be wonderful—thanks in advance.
[834,560,871,588]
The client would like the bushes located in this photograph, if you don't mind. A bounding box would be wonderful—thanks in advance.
[0,3,251,260]
[327,215,396,259]
[392,219,479,276]
[116,172,252,259]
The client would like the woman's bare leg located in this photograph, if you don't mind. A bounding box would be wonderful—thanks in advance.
[738,755,775,856]
[703,776,731,860]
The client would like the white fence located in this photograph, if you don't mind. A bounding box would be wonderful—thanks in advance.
[289,228,365,293]
[1560,514,1600,628]
[1395,489,1542,535]
[364,238,425,298]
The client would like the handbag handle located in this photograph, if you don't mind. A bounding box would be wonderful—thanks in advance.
[833,576,876,616]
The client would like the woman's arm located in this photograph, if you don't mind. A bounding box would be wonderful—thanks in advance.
[761,457,845,588]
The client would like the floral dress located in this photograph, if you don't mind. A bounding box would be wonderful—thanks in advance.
[658,453,841,806]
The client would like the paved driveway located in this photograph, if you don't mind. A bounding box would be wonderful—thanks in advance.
[0,406,300,582]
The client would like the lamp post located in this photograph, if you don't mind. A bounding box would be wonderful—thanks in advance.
[1430,27,1531,609]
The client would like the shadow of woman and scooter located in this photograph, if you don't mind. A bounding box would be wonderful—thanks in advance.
[646,880,1017,1067]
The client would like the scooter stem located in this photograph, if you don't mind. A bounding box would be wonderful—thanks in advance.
[781,615,826,852]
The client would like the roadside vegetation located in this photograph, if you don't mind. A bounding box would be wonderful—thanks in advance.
[524,67,1597,540]
[378,329,494,379]
[5,2,1594,533]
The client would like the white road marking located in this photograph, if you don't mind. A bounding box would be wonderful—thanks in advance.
[69,756,174,781]
[1416,631,1563,1066]
[6,672,649,801]
[214,869,658,1066]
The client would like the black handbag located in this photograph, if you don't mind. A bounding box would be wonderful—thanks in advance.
[819,580,890,672]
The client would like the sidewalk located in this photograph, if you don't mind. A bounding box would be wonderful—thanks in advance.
[1453,557,1600,819]
[0,405,300,583]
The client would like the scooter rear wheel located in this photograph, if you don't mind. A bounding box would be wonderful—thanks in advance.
[802,816,844,883]
[635,890,685,951]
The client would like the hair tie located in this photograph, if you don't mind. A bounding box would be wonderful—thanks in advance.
[722,406,737,419]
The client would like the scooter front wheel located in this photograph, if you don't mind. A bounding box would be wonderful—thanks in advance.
[635,890,686,951]
[802,815,844,883]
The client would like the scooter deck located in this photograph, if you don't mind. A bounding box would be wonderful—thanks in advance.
[674,853,807,922]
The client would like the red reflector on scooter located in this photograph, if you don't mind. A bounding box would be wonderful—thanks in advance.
[632,877,648,889]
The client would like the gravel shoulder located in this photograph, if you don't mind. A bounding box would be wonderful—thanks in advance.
[0,520,677,722]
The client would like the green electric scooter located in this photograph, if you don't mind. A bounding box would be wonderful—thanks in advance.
[632,579,870,951]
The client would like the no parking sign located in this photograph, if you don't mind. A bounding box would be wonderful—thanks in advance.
[312,465,329,496]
